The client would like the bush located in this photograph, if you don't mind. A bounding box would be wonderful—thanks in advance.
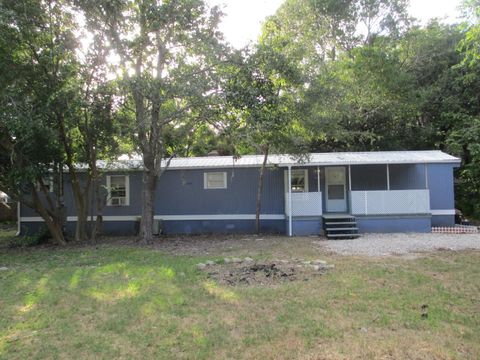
[8,225,52,248]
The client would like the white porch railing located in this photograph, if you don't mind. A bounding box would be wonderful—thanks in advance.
[351,190,430,215]
[285,192,323,216]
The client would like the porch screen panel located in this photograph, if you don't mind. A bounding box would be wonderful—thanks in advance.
[285,192,322,216]
[351,190,430,215]
[350,165,388,191]
[389,164,425,190]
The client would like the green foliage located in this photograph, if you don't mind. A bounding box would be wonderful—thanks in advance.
[6,225,51,248]
[224,44,307,155]
[261,1,480,215]
[0,0,76,198]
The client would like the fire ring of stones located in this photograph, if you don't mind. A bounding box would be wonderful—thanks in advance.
[197,257,334,286]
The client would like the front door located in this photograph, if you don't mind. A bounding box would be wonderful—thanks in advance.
[325,167,347,212]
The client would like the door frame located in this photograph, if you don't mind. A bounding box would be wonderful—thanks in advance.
[325,166,347,213]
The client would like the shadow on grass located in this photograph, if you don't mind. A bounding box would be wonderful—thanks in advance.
[0,247,479,359]
[0,247,241,359]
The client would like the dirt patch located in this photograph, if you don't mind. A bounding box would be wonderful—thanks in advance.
[201,259,334,286]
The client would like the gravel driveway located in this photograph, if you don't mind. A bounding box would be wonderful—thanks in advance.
[316,232,480,257]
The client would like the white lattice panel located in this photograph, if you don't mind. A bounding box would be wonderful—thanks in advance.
[285,192,323,216]
[351,190,430,215]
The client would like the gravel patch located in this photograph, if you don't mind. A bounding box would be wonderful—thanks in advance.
[314,232,480,257]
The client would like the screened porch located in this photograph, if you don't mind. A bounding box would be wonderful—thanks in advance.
[284,163,431,219]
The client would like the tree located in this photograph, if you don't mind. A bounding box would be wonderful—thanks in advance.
[78,0,227,243]
[442,1,480,216]
[260,0,410,77]
[0,0,82,244]
[224,45,306,233]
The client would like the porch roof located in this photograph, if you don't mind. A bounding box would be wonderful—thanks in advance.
[93,150,460,171]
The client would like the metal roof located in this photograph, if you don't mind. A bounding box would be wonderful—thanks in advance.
[94,150,460,171]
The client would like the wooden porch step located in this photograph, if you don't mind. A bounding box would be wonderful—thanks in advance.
[327,233,361,239]
[326,227,358,231]
[322,214,360,239]
[325,221,356,225]
[322,214,356,220]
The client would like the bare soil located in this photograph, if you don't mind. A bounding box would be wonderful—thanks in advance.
[202,259,332,286]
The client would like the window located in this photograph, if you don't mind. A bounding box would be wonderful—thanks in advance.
[36,176,54,193]
[107,175,129,206]
[204,172,227,189]
[285,169,309,193]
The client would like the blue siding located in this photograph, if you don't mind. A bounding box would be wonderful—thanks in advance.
[155,167,284,215]
[431,215,455,227]
[162,219,284,234]
[291,218,322,236]
[19,160,458,236]
[427,164,457,211]
[357,216,431,233]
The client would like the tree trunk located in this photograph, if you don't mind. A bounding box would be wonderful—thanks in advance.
[91,167,103,242]
[72,187,88,242]
[255,147,269,234]
[32,189,66,245]
[139,165,156,244]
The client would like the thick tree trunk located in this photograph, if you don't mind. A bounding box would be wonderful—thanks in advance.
[139,166,157,244]
[255,147,269,234]
[32,189,66,245]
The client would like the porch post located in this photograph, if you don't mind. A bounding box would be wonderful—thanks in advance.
[317,166,320,192]
[348,165,352,191]
[288,165,292,237]
[348,165,352,213]
[424,163,429,189]
[386,164,390,190]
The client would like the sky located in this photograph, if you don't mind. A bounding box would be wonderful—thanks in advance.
[207,0,464,49]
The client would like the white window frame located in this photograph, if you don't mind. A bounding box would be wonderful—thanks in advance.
[36,176,54,193]
[204,172,227,189]
[284,169,309,193]
[106,175,130,206]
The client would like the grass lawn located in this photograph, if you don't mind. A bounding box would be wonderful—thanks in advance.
[0,234,479,359]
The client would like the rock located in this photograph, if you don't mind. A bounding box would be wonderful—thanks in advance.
[311,265,320,271]
[196,263,207,270]
[224,258,231,264]
[0,267,8,271]
[232,257,242,263]
[244,257,254,262]
[312,260,327,265]
[360,327,368,333]
[302,261,311,265]
[205,260,215,266]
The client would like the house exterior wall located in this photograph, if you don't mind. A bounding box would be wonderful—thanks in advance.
[427,163,457,226]
[156,167,284,215]
[356,215,432,233]
[20,166,287,236]
[18,160,459,237]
